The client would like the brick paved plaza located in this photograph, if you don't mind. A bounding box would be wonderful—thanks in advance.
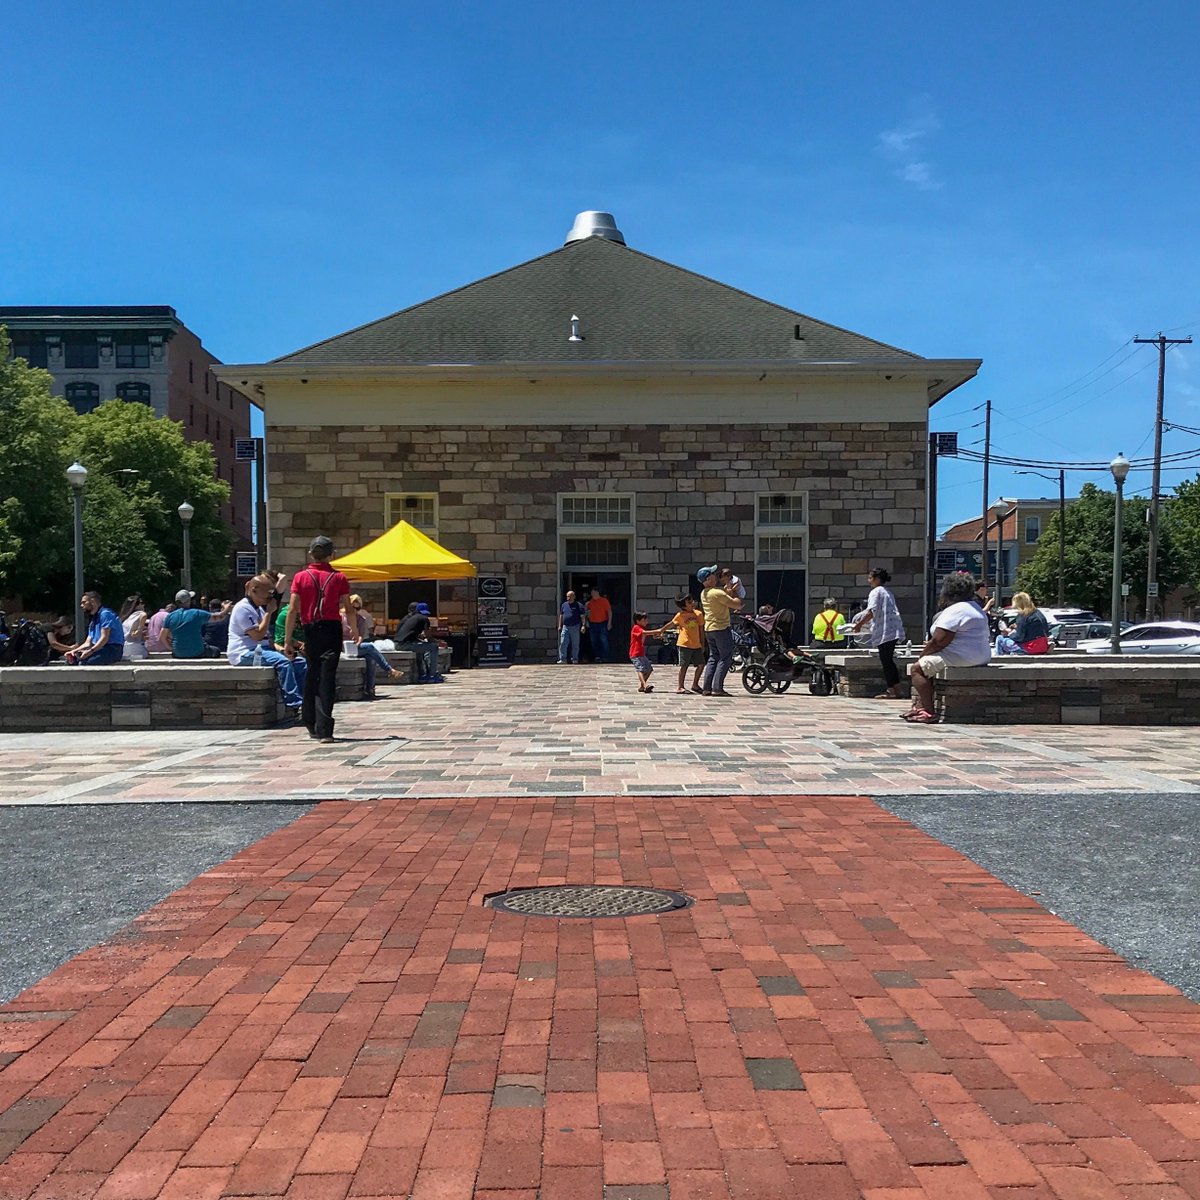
[2,666,1200,1199]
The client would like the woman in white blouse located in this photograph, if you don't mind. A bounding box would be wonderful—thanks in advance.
[120,595,149,660]
[849,567,906,699]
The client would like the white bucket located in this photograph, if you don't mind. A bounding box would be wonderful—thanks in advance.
[343,640,358,657]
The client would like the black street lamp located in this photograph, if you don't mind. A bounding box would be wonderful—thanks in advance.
[1109,453,1130,655]
[65,462,88,608]
[178,501,195,591]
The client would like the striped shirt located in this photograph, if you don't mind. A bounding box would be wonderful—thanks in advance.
[863,585,905,646]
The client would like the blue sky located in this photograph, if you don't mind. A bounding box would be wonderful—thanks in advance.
[4,2,1199,527]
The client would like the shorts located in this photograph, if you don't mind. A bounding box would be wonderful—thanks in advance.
[677,645,705,668]
[913,654,949,678]
[631,655,653,674]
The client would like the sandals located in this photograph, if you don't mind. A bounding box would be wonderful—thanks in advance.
[638,685,655,693]
[902,709,937,724]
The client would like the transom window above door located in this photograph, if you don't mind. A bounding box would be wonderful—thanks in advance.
[560,495,632,526]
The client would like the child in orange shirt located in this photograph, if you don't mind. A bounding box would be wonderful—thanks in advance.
[670,595,707,694]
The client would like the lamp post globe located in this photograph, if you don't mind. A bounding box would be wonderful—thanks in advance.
[1109,454,1130,654]
[178,501,195,590]
[65,462,88,490]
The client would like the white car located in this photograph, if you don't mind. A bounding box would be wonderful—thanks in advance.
[1077,621,1200,655]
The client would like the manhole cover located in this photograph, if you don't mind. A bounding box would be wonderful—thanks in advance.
[485,884,692,919]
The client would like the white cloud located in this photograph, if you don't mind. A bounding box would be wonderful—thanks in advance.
[878,98,943,190]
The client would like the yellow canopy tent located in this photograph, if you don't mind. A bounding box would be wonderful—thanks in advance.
[330,520,477,583]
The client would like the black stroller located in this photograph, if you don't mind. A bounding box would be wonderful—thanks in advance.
[734,611,834,695]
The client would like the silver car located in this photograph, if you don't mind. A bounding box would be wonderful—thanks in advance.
[1077,621,1200,654]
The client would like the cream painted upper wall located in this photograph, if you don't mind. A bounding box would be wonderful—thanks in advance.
[262,374,931,427]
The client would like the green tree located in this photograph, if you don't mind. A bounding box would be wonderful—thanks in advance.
[1164,473,1200,596]
[0,328,76,604]
[67,399,232,604]
[1,325,233,610]
[1017,481,1184,617]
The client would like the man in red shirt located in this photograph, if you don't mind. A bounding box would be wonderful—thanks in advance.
[283,535,354,742]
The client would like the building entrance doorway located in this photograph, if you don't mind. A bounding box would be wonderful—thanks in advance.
[561,571,631,663]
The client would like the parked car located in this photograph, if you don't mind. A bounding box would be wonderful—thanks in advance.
[1076,621,1200,655]
[1047,620,1132,646]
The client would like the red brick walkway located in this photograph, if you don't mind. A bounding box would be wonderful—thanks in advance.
[2,797,1199,1200]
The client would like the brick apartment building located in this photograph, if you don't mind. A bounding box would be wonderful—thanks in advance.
[1,306,255,548]
[216,212,981,658]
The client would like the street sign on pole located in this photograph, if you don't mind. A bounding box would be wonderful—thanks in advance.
[234,438,257,463]
[235,552,258,577]
[1147,582,1159,597]
[932,432,958,456]
[1121,583,1131,596]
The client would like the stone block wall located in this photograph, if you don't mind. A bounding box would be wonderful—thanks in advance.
[267,421,927,659]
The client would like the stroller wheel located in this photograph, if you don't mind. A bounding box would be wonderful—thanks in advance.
[742,663,768,694]
[767,677,792,694]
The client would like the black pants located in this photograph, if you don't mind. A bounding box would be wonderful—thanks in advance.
[877,639,901,689]
[302,620,343,738]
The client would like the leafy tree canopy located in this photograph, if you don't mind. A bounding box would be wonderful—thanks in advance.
[1017,480,1185,617]
[1164,473,1200,597]
[0,326,232,613]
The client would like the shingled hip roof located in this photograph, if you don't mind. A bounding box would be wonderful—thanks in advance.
[271,236,926,368]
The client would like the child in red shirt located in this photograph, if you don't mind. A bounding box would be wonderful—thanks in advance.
[629,610,669,694]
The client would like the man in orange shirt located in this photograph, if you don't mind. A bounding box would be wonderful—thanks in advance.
[585,587,613,663]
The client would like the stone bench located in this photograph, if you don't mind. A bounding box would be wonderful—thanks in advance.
[927,661,1200,725]
[0,659,382,731]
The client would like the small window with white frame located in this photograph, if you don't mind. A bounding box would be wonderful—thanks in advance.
[560,495,633,527]
[1024,515,1041,545]
[385,493,438,533]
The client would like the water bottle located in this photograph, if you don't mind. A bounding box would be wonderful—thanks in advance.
[252,641,263,667]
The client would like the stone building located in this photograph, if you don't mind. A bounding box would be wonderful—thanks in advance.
[1,305,255,548]
[217,213,980,658]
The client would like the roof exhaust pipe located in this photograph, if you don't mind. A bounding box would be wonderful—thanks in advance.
[564,211,625,246]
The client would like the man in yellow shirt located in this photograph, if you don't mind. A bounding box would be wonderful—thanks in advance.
[585,587,613,662]
[811,598,846,646]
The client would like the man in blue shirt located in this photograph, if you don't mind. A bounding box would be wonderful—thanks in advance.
[67,591,125,665]
[162,590,224,659]
[557,589,586,664]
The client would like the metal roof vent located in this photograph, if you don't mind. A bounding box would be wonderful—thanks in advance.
[564,211,626,246]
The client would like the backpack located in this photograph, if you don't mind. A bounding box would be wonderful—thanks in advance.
[0,617,51,666]
[808,666,834,696]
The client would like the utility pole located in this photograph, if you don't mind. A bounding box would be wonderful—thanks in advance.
[1134,332,1191,618]
[980,399,992,591]
[1056,468,1065,607]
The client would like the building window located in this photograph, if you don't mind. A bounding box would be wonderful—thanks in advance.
[188,360,194,383]
[385,493,438,533]
[10,339,49,369]
[115,342,150,369]
[563,537,630,567]
[64,339,99,369]
[1024,515,1041,545]
[64,382,100,414]
[189,402,194,424]
[115,381,152,405]
[205,412,209,435]
[755,492,807,623]
[204,371,209,394]
[560,495,633,526]
[215,419,221,439]
[757,493,806,526]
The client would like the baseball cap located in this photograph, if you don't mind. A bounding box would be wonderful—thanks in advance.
[174,589,194,606]
[696,567,714,583]
[308,535,335,557]
[415,602,432,616]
